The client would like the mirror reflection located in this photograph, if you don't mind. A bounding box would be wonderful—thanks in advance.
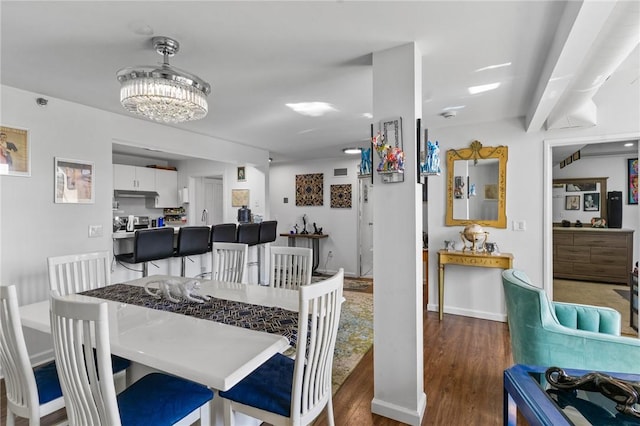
[452,158,499,220]
[446,141,507,228]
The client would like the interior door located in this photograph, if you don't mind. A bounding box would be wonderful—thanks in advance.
[204,178,223,226]
[358,178,374,278]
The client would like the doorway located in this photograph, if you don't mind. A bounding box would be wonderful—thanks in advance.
[194,177,223,226]
[358,177,374,278]
[544,133,640,334]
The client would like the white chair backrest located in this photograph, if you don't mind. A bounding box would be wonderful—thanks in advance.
[212,242,248,283]
[0,285,40,421]
[48,251,111,296]
[269,246,313,289]
[50,294,121,426]
[292,268,343,424]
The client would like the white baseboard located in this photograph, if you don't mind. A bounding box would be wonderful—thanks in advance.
[371,392,426,426]
[426,303,506,322]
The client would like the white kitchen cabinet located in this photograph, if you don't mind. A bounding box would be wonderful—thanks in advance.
[154,169,179,207]
[113,164,155,191]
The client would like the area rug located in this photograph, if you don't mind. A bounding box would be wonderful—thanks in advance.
[312,275,373,292]
[615,289,631,302]
[332,290,373,393]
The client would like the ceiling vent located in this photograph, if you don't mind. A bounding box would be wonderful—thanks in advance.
[334,168,348,177]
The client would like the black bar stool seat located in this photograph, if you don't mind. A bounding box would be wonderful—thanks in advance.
[174,226,211,277]
[116,228,175,277]
[209,223,238,250]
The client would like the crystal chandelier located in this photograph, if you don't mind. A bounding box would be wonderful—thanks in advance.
[117,37,211,123]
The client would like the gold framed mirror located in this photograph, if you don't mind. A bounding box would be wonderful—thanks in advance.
[446,141,508,228]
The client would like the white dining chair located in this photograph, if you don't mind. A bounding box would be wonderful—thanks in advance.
[49,293,214,426]
[212,242,248,283]
[0,284,66,425]
[47,250,111,296]
[269,246,313,289]
[219,268,344,426]
[47,250,130,391]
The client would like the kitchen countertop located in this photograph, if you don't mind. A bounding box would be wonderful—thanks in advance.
[112,227,181,239]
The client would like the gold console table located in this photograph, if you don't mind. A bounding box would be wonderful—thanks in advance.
[437,249,513,321]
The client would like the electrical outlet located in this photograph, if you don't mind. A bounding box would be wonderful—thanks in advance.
[88,225,103,238]
[328,250,333,257]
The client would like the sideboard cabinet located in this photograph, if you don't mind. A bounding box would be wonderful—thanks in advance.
[553,228,634,285]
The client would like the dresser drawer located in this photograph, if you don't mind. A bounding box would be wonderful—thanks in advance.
[576,262,628,280]
[574,233,629,248]
[553,261,573,275]
[590,247,629,266]
[555,245,590,263]
[553,232,573,246]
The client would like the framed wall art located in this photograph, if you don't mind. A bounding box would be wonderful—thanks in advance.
[583,192,600,211]
[55,157,94,203]
[0,125,30,177]
[628,158,638,205]
[330,184,352,208]
[565,195,580,211]
[237,166,246,182]
[231,189,250,207]
[295,173,323,206]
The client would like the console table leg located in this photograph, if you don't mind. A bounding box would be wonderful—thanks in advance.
[438,263,444,321]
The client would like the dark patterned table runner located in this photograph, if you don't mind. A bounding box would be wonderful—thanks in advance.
[80,284,299,347]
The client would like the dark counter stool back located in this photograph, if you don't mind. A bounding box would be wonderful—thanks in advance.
[237,223,260,247]
[175,226,211,277]
[116,228,175,277]
[258,221,277,245]
[210,223,238,249]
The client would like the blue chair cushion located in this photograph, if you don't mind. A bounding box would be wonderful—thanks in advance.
[111,354,131,374]
[34,361,63,404]
[35,354,129,405]
[219,353,294,417]
[117,372,213,425]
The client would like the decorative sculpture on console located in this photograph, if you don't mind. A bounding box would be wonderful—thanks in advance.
[300,214,309,234]
[144,279,211,304]
[313,222,323,235]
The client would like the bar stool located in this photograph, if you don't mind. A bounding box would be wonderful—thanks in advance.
[115,228,175,277]
[257,221,277,285]
[209,223,238,249]
[237,223,260,284]
[174,226,211,277]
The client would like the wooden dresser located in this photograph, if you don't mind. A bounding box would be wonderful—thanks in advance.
[553,228,634,285]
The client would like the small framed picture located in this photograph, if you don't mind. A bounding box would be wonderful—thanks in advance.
[566,156,573,165]
[572,151,580,161]
[565,195,580,210]
[237,166,246,182]
[583,192,600,211]
[55,157,94,204]
[560,160,566,169]
[0,125,30,177]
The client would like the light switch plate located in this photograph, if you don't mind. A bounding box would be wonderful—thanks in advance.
[89,225,103,237]
[512,220,526,231]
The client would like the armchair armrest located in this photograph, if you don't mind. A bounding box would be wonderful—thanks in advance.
[553,301,621,336]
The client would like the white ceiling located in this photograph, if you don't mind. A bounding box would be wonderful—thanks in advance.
[1,1,638,163]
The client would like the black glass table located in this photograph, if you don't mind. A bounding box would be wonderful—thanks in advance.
[504,364,640,425]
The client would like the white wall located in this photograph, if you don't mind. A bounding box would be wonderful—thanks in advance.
[1,85,270,361]
[269,157,360,277]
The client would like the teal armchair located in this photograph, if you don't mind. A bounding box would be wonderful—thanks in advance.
[502,269,640,374]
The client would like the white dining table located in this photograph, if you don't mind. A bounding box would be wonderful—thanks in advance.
[19,275,299,425]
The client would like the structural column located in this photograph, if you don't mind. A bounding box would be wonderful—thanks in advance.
[371,43,426,425]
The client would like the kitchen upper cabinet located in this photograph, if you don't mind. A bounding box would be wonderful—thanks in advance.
[154,169,178,208]
[113,164,155,191]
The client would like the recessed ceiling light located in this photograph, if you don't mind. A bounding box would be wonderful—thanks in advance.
[468,82,501,95]
[624,142,634,147]
[286,102,337,117]
[442,105,465,111]
[343,148,361,155]
[362,112,373,119]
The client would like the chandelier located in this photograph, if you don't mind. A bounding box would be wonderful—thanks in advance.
[117,37,211,123]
